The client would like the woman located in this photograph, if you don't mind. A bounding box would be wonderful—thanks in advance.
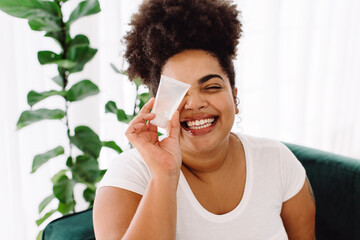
[93,0,316,239]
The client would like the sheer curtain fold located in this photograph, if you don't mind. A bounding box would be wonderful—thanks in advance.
[236,0,360,157]
[1,0,359,239]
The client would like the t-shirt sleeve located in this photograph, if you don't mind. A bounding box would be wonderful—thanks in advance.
[96,149,151,196]
[279,143,306,202]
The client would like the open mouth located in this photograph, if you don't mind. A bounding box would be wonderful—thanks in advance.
[180,117,218,132]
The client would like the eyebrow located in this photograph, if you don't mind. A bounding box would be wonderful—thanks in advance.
[197,74,224,84]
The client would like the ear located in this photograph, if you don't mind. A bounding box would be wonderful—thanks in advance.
[232,87,238,99]
[233,88,239,114]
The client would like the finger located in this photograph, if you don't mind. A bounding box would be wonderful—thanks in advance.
[148,119,158,132]
[126,122,146,135]
[141,112,156,121]
[138,97,155,114]
[168,111,180,141]
[130,112,155,125]
[166,123,171,136]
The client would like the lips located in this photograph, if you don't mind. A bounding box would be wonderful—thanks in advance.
[180,116,218,135]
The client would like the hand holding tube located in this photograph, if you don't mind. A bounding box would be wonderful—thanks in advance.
[125,98,182,179]
[150,75,190,128]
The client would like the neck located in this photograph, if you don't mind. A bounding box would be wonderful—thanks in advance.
[181,134,237,180]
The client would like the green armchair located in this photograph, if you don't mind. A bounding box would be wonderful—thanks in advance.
[42,143,360,240]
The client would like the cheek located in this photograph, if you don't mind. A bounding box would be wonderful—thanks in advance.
[177,99,186,112]
[216,93,236,111]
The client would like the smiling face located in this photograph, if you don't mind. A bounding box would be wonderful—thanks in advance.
[161,49,238,155]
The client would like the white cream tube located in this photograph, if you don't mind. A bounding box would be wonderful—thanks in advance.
[150,75,190,129]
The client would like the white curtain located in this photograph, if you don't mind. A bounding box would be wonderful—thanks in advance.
[0,0,359,239]
[235,0,360,158]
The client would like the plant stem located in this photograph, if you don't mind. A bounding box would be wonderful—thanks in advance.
[65,101,73,156]
[57,1,75,214]
[56,0,73,159]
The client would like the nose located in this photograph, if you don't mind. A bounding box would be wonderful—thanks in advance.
[182,92,208,111]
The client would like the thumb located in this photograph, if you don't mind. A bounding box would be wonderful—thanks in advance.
[168,111,180,141]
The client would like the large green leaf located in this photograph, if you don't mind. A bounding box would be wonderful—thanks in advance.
[117,109,134,123]
[138,92,150,110]
[0,0,60,20]
[71,155,100,183]
[70,126,102,158]
[105,101,117,114]
[45,31,71,47]
[27,90,64,107]
[102,141,122,154]
[51,76,64,87]
[66,46,97,73]
[110,63,121,74]
[97,169,107,183]
[51,169,67,184]
[38,193,55,214]
[31,146,64,173]
[41,1,61,16]
[17,108,65,129]
[68,34,89,48]
[66,80,99,102]
[66,156,73,168]
[116,109,128,121]
[104,101,134,123]
[67,0,100,26]
[28,17,61,32]
[52,174,75,204]
[38,51,60,64]
[58,201,75,215]
[38,51,77,68]
[83,187,95,206]
[56,59,78,68]
[85,182,97,191]
[36,209,57,226]
[36,230,43,240]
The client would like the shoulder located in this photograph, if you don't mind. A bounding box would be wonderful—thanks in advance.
[235,133,305,182]
[235,133,293,158]
[235,133,306,201]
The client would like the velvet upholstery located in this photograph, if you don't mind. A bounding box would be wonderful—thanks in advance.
[284,143,360,240]
[42,208,94,240]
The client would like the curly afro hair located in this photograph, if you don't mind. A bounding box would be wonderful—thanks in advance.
[124,0,242,96]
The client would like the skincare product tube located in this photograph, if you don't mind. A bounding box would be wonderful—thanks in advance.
[150,75,191,129]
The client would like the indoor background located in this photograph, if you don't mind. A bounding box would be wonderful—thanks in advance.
[0,0,359,239]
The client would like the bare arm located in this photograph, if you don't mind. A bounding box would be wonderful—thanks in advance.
[93,98,182,240]
[281,177,316,240]
[93,187,141,239]
[93,176,178,240]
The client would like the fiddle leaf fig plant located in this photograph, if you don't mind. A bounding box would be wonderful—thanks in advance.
[0,0,122,234]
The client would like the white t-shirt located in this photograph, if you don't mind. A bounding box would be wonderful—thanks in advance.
[98,134,306,240]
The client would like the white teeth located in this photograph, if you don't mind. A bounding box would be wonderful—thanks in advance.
[186,118,215,129]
